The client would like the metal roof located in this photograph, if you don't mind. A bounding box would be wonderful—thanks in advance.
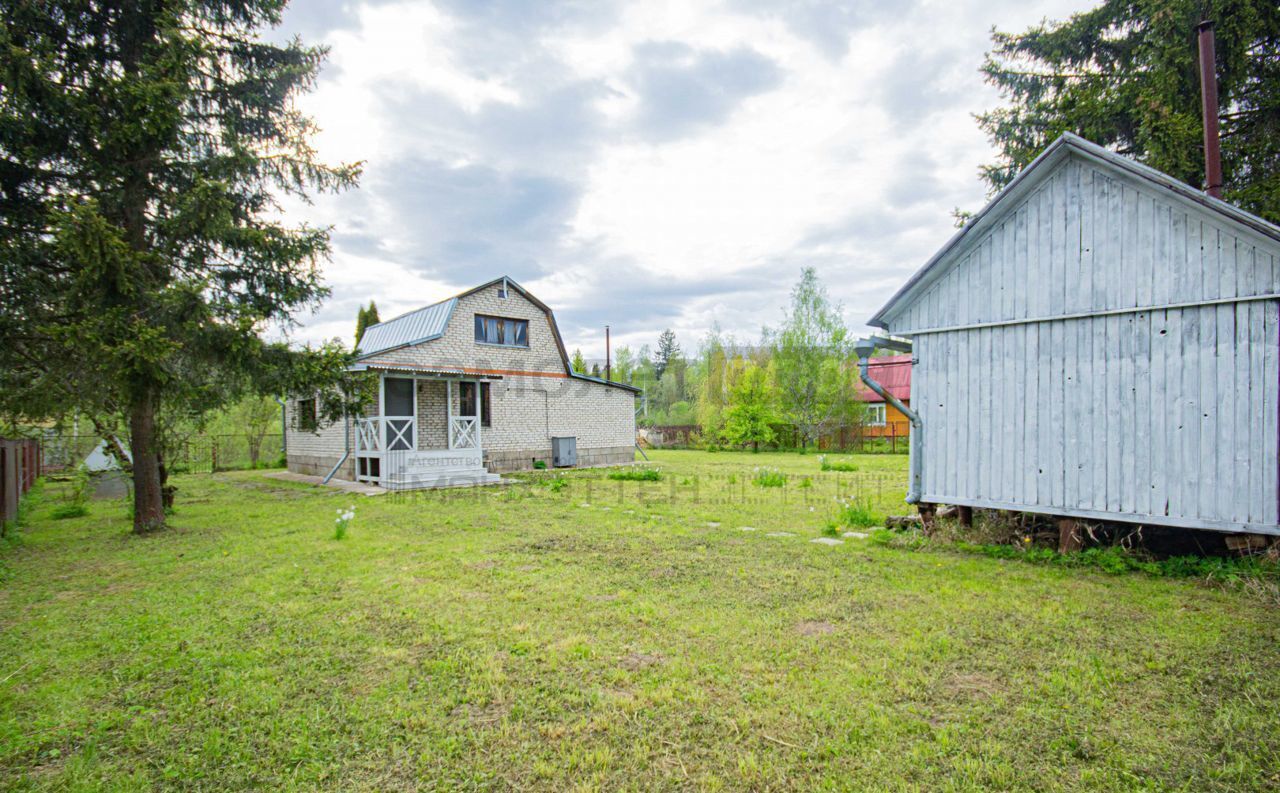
[869,132,1280,329]
[856,354,911,402]
[356,298,456,358]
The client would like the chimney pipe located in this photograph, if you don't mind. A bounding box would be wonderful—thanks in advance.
[1197,20,1223,199]
[605,325,611,381]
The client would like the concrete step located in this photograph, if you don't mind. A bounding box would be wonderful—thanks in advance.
[382,469,504,491]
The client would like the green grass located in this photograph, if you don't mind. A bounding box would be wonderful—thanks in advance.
[819,455,860,473]
[2,449,1279,790]
[606,467,661,482]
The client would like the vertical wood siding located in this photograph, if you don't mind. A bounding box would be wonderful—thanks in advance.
[891,152,1280,532]
[893,158,1280,334]
[914,302,1280,530]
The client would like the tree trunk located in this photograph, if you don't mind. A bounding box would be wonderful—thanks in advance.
[129,389,166,533]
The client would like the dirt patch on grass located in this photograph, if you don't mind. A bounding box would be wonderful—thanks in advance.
[450,700,510,727]
[796,620,836,637]
[942,672,1000,701]
[620,651,664,671]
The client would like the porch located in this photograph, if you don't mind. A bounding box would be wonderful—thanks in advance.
[354,373,503,491]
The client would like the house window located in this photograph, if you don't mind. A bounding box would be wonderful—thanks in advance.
[458,381,492,427]
[295,397,318,431]
[474,315,528,347]
[866,403,886,427]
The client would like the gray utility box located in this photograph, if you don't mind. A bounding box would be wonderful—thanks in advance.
[551,436,577,468]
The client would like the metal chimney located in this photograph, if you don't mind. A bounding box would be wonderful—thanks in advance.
[1197,20,1223,199]
[605,325,611,380]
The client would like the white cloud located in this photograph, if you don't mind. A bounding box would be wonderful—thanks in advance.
[276,0,1092,357]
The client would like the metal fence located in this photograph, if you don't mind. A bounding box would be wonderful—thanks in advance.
[638,423,911,454]
[1,438,41,527]
[41,433,284,476]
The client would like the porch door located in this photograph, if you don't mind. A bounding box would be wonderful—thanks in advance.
[383,377,416,453]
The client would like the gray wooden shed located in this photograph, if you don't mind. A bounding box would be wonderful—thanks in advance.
[869,133,1280,535]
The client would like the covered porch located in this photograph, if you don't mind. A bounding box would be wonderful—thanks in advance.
[353,369,502,490]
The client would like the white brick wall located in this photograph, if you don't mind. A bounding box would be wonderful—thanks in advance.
[286,281,637,476]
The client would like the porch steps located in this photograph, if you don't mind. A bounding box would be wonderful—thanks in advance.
[381,468,503,491]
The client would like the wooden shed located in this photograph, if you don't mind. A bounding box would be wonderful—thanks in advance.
[869,133,1280,536]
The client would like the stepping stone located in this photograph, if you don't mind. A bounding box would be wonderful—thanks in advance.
[842,531,869,539]
[739,526,758,532]
[579,503,591,508]
[812,537,844,546]
[766,531,795,538]
[707,522,721,528]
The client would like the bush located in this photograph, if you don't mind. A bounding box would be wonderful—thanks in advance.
[543,476,568,492]
[532,460,547,470]
[50,503,90,520]
[607,468,661,482]
[836,497,880,529]
[752,467,786,488]
[819,455,859,473]
[52,467,92,520]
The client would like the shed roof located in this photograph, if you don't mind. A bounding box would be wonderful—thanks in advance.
[869,133,1280,329]
[856,354,911,402]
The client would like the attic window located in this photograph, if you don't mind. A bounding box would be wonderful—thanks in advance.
[497,280,509,298]
[475,315,528,347]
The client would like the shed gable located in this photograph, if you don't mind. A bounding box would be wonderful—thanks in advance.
[875,144,1280,335]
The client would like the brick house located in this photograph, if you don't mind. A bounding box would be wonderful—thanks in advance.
[285,277,639,489]
[855,354,912,438]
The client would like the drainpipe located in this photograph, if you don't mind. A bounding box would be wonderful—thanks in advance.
[274,396,287,456]
[853,337,922,504]
[322,411,351,484]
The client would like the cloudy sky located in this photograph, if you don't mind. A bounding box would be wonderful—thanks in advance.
[275,0,1090,358]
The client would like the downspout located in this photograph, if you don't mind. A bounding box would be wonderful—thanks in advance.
[274,397,287,456]
[322,410,351,485]
[854,337,922,504]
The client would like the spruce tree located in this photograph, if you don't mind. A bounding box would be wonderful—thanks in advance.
[0,1,360,532]
[979,0,1280,221]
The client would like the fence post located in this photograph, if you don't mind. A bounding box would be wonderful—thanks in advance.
[211,438,218,473]
[1,443,17,527]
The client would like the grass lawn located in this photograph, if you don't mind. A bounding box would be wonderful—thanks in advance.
[2,449,1279,791]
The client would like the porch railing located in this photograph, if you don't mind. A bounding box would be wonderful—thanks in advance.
[356,417,382,453]
[449,417,479,450]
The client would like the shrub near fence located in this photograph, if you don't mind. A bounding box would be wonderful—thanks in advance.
[170,434,285,474]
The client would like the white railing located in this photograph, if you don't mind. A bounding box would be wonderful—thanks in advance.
[450,417,479,450]
[356,417,382,453]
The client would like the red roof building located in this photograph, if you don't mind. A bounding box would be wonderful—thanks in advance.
[855,354,912,437]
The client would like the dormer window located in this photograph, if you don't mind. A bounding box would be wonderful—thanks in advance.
[475,315,528,347]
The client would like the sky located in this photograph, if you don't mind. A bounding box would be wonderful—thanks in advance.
[274,0,1092,359]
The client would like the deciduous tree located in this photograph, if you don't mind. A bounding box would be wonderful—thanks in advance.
[721,362,775,452]
[767,268,855,448]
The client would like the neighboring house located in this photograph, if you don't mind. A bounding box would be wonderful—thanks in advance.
[286,277,639,489]
[855,354,911,438]
[869,133,1280,536]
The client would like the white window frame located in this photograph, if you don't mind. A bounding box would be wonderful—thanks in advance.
[866,403,887,427]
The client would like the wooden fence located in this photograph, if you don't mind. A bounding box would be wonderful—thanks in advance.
[1,438,42,528]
